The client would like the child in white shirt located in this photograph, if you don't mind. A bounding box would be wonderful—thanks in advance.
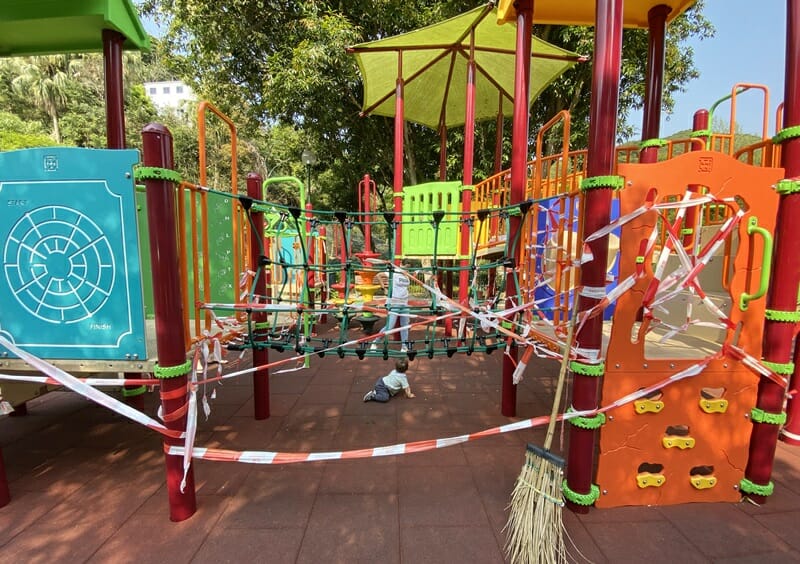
[363,358,415,402]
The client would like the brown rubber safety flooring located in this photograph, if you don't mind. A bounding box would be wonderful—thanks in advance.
[2,323,800,563]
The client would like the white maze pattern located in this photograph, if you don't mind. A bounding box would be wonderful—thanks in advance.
[4,205,115,324]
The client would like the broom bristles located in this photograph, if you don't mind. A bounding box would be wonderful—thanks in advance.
[504,445,566,564]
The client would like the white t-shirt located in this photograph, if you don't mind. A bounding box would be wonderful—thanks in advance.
[389,272,409,304]
[382,369,410,395]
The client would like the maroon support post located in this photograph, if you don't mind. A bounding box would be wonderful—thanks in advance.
[393,52,405,263]
[142,123,196,521]
[746,0,800,501]
[103,30,126,150]
[103,28,147,408]
[639,5,670,164]
[458,32,477,330]
[502,0,534,416]
[247,173,270,420]
[565,0,623,513]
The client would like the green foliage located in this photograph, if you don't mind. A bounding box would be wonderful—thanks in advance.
[0,111,56,150]
[139,0,715,212]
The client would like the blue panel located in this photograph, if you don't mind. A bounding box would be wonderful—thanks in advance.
[0,147,147,360]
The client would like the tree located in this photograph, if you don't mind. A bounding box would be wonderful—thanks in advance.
[10,55,75,143]
[138,1,713,209]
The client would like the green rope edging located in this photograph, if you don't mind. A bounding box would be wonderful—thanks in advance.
[562,480,600,506]
[690,128,712,138]
[254,322,271,329]
[765,309,800,323]
[639,138,668,149]
[775,179,800,195]
[570,360,605,377]
[580,175,625,192]
[750,407,787,425]
[739,478,774,497]
[772,125,800,145]
[134,166,182,184]
[121,385,147,397]
[761,360,796,375]
[566,408,606,429]
[153,359,193,379]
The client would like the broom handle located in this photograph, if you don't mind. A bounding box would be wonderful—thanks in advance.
[542,300,579,451]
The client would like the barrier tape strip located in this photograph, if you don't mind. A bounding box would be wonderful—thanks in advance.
[0,335,181,439]
[0,373,158,387]
[166,356,718,465]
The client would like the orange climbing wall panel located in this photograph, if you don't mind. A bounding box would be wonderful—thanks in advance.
[595,151,783,507]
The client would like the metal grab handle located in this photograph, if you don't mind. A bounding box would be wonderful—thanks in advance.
[739,216,773,311]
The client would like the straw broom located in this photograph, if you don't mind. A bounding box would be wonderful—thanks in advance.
[504,306,577,564]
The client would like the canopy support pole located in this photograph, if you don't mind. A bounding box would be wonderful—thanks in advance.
[502,0,534,417]
[393,51,405,263]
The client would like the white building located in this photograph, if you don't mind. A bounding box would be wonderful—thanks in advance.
[143,80,194,111]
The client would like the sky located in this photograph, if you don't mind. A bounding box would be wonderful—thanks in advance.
[141,1,788,138]
[655,0,787,137]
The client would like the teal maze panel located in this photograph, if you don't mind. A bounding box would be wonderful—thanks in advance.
[0,147,147,360]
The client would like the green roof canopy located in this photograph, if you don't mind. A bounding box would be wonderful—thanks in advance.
[349,4,580,130]
[0,0,150,57]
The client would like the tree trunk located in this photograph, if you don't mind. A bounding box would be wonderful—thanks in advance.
[51,111,61,144]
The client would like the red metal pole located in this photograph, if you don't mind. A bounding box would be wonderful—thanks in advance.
[681,110,709,250]
[459,31,477,321]
[565,0,623,513]
[142,123,196,521]
[639,5,670,164]
[248,173,270,420]
[502,0,534,416]
[103,30,126,150]
[747,0,800,501]
[393,52,405,263]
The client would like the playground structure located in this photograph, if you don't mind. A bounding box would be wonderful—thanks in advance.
[1,0,800,532]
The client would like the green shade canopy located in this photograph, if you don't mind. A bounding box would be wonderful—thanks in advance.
[0,0,150,57]
[349,3,580,130]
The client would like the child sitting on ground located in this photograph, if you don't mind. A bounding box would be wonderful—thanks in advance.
[363,358,415,402]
